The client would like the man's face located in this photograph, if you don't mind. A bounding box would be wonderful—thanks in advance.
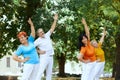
[37,29,45,38]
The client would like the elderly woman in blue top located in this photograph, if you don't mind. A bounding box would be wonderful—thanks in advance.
[12,18,39,80]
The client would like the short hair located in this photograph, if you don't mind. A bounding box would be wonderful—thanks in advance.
[91,39,96,45]
[37,28,43,34]
[17,31,27,38]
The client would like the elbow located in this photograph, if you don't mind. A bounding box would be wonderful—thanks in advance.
[77,54,84,62]
[78,58,83,62]
[12,56,16,61]
[77,54,82,61]
[31,33,35,38]
[50,28,54,33]
[12,54,18,61]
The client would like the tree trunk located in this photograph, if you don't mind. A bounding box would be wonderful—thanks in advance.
[57,53,66,77]
[112,62,116,78]
[115,31,120,80]
[25,0,45,18]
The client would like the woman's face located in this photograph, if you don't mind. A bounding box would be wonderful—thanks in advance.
[91,40,98,48]
[18,35,27,44]
[82,36,88,45]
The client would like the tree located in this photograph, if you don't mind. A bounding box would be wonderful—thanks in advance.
[0,0,45,58]
[1,0,120,79]
[32,0,78,76]
[111,0,120,79]
[68,0,117,77]
[32,0,117,77]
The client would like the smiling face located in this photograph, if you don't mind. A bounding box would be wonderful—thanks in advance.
[82,36,88,45]
[17,31,28,45]
[18,35,27,44]
[91,40,98,48]
[37,28,45,38]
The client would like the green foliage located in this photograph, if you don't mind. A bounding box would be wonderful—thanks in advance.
[1,0,120,76]
[0,0,45,57]
[32,1,118,73]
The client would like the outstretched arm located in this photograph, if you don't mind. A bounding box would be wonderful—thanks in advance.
[13,54,29,62]
[81,18,90,40]
[99,28,106,45]
[78,53,90,63]
[28,18,35,38]
[50,14,58,33]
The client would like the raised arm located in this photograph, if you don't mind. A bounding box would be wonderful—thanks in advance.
[28,18,35,38]
[99,28,106,45]
[81,18,90,40]
[50,14,58,33]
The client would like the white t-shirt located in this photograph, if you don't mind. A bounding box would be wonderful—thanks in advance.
[34,30,54,56]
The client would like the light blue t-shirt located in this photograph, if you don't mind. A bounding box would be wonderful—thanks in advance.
[15,35,39,64]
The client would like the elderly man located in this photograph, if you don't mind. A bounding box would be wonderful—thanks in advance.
[34,14,58,80]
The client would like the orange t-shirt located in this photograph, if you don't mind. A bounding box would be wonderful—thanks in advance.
[80,41,96,62]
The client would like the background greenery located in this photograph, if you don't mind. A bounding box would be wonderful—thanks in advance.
[0,0,120,79]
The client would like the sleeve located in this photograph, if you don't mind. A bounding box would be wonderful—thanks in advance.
[28,35,34,42]
[45,30,51,37]
[34,39,38,47]
[15,46,23,56]
[80,47,86,55]
[98,42,102,47]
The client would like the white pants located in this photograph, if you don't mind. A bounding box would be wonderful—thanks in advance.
[94,62,105,80]
[35,55,53,80]
[81,61,96,80]
[21,63,40,80]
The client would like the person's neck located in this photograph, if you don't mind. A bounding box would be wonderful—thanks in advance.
[84,43,88,46]
[85,44,87,46]
[23,41,28,46]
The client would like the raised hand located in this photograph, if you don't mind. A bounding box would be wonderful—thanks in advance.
[27,18,35,37]
[53,14,58,21]
[103,28,106,36]
[50,13,58,33]
[81,17,90,40]
[81,17,87,25]
[28,18,33,26]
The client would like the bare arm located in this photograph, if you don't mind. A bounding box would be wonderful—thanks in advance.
[28,18,35,38]
[77,53,90,63]
[99,28,106,45]
[81,18,90,40]
[50,14,58,33]
[12,54,29,62]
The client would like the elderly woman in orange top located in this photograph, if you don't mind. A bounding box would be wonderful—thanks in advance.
[91,28,106,80]
[78,18,96,80]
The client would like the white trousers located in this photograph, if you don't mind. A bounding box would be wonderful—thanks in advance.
[81,61,96,80]
[21,63,40,80]
[35,55,53,80]
[94,62,105,80]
